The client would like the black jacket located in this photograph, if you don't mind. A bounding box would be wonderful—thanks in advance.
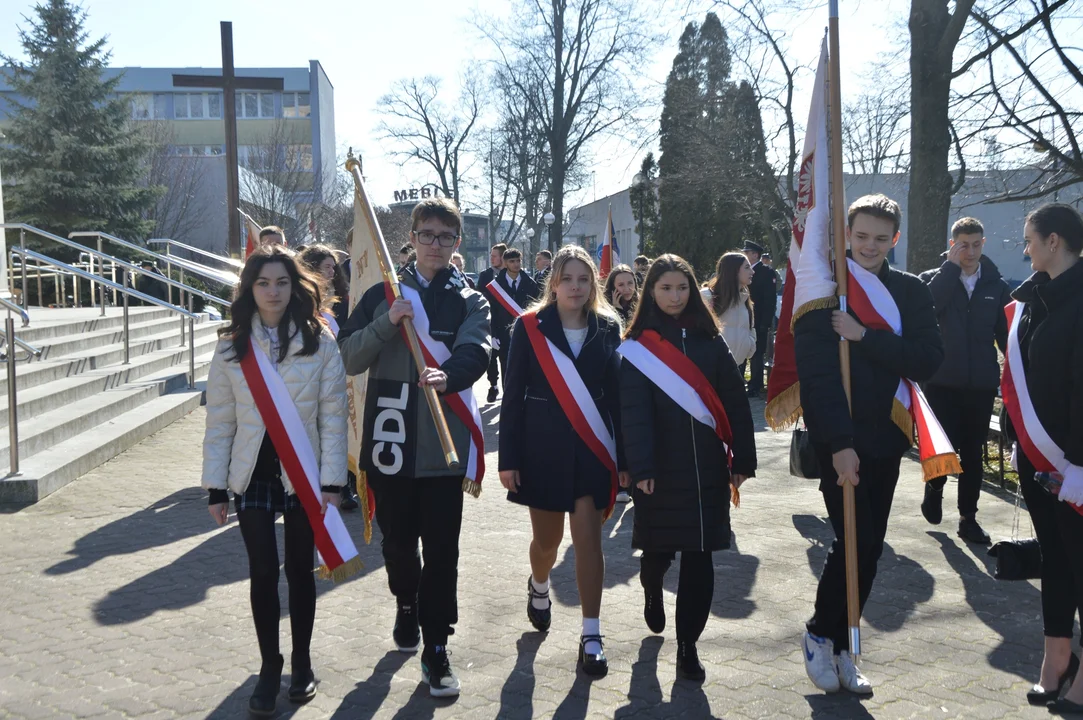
[1001,260,1083,468]
[498,306,625,512]
[490,269,540,339]
[749,262,779,329]
[919,255,1012,390]
[794,260,944,459]
[621,314,757,553]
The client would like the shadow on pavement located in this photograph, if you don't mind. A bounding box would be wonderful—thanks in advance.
[552,669,593,720]
[45,488,212,575]
[614,636,718,719]
[805,692,876,719]
[496,632,546,719]
[331,650,411,719]
[930,530,1042,679]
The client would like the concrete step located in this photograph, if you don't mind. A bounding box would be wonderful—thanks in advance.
[30,313,199,362]
[0,351,215,471]
[0,328,222,429]
[0,384,207,504]
[0,320,223,396]
[13,307,176,345]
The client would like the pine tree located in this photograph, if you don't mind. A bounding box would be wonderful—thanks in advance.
[0,0,161,252]
[629,152,659,255]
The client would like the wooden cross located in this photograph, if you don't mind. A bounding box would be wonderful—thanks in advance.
[173,22,284,258]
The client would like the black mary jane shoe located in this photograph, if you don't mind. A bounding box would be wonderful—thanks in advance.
[1028,653,1079,706]
[249,654,283,717]
[676,642,706,682]
[578,635,608,678]
[526,576,552,632]
[1049,697,1083,716]
[288,666,317,704]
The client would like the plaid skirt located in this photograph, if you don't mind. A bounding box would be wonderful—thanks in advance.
[234,432,301,514]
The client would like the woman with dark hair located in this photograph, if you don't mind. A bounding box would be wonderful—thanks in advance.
[604,263,639,325]
[202,246,348,715]
[619,254,757,681]
[498,245,629,677]
[701,252,757,370]
[1001,203,1083,713]
[299,244,350,333]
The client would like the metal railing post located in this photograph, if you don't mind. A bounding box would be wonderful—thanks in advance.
[188,315,196,389]
[179,268,186,340]
[6,315,19,476]
[122,276,130,365]
[74,271,80,308]
[110,262,117,307]
[165,244,173,306]
[35,260,42,308]
[19,229,27,311]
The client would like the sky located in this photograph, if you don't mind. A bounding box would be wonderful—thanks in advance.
[0,0,913,214]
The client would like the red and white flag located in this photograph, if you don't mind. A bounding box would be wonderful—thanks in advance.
[766,38,838,430]
[520,312,618,519]
[240,210,262,260]
[599,205,619,278]
[846,259,961,481]
[486,279,526,319]
[239,339,362,581]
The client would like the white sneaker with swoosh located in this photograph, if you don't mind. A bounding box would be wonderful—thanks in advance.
[835,650,873,695]
[803,631,840,692]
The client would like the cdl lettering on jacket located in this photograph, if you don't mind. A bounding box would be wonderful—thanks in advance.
[367,380,418,475]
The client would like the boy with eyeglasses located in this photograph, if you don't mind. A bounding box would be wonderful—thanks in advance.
[338,198,492,698]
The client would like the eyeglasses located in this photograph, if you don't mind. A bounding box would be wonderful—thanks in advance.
[412,230,460,248]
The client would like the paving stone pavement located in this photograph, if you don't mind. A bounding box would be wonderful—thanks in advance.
[0,382,1066,719]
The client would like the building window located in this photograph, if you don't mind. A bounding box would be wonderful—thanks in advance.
[283,92,311,118]
[237,92,275,119]
[287,145,314,171]
[174,93,223,120]
[170,145,223,156]
[238,145,271,169]
[130,93,169,120]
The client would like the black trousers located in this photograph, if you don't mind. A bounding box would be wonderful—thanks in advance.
[748,322,771,392]
[641,551,714,644]
[1019,456,1083,638]
[806,446,902,652]
[487,344,501,388]
[370,474,465,648]
[237,505,316,669]
[924,384,996,518]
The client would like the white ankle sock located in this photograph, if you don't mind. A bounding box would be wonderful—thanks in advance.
[582,618,602,655]
[530,576,550,609]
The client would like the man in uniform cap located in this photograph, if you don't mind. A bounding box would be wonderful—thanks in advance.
[743,240,779,397]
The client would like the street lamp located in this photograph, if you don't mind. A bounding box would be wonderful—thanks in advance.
[543,212,556,252]
[525,227,535,256]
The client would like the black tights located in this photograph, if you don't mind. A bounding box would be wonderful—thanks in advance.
[237,507,316,669]
[641,551,714,644]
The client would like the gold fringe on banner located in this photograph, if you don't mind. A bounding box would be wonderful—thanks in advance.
[891,398,915,444]
[765,382,803,431]
[731,485,741,508]
[462,478,482,498]
[921,452,963,482]
[358,469,372,545]
[315,555,364,583]
[789,296,839,332]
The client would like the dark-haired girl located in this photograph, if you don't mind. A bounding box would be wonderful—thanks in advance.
[701,252,757,370]
[604,263,639,325]
[202,246,347,716]
[300,244,350,333]
[1002,203,1083,713]
[620,253,756,681]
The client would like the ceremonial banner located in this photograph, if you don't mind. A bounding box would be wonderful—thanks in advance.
[765,38,837,430]
[599,205,618,278]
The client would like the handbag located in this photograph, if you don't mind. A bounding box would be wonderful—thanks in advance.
[988,469,1042,581]
[789,423,820,479]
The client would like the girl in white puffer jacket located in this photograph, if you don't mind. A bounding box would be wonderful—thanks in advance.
[701,252,757,369]
[201,245,347,716]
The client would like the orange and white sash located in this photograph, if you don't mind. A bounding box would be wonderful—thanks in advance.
[520,312,619,518]
[392,284,485,496]
[239,339,362,581]
[619,329,733,459]
[487,279,525,319]
[846,259,962,481]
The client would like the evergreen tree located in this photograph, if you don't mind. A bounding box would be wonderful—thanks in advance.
[1,0,161,251]
[629,152,660,255]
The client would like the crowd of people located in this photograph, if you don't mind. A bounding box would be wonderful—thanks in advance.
[200,194,1083,716]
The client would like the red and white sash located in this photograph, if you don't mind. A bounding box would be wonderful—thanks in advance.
[388,283,486,497]
[520,312,619,518]
[487,279,526,319]
[239,339,362,581]
[846,259,962,481]
[618,329,733,461]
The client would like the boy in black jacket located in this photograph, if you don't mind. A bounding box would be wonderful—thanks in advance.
[795,194,944,695]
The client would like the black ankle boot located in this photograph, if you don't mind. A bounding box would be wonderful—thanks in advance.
[644,584,665,634]
[249,654,283,717]
[288,653,317,703]
[676,642,705,682]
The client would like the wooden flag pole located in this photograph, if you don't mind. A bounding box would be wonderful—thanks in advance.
[826,0,861,661]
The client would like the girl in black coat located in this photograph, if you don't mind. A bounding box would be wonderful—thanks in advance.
[620,254,757,682]
[498,245,629,677]
[1003,204,1083,713]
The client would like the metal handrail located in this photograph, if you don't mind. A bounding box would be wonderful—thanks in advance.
[0,296,30,328]
[0,331,41,359]
[148,238,244,270]
[72,231,240,288]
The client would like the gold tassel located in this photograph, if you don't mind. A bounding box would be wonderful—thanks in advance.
[315,555,364,583]
[462,478,482,498]
[765,382,803,431]
[731,485,741,508]
[921,453,962,482]
[789,296,839,332]
[357,470,372,545]
[891,399,915,445]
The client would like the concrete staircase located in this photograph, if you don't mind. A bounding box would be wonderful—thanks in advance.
[0,306,225,504]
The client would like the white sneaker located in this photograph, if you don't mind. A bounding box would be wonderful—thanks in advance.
[615,491,631,503]
[834,650,873,695]
[803,631,840,692]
